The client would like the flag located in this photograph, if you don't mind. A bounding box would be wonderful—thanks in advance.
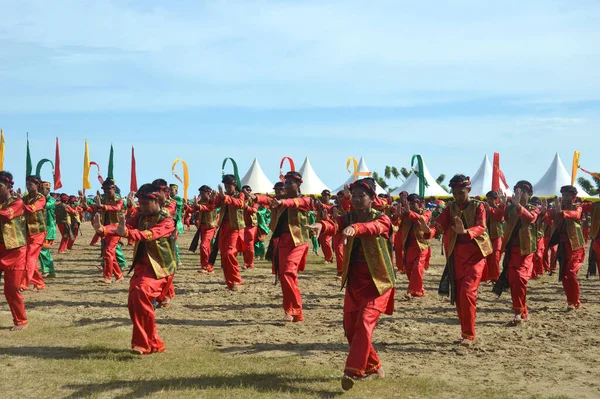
[83,140,92,190]
[54,137,63,190]
[107,144,114,180]
[130,146,138,192]
[492,153,500,192]
[571,151,580,186]
[0,129,4,170]
[26,133,32,176]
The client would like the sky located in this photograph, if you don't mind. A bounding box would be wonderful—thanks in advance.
[1,0,599,195]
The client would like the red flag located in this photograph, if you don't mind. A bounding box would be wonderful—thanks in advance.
[492,152,500,192]
[54,137,63,190]
[130,146,138,192]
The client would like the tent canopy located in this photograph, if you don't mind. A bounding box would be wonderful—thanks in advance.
[470,154,512,197]
[240,158,274,194]
[390,157,448,197]
[297,157,330,195]
[533,153,585,197]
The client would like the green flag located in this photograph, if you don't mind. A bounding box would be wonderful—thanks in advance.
[107,144,114,179]
[26,133,32,176]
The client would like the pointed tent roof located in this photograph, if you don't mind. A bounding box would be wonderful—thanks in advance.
[333,156,386,195]
[240,158,274,194]
[470,155,512,197]
[297,157,330,195]
[390,157,448,197]
[533,153,585,197]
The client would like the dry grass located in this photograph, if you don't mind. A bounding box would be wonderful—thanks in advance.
[2,223,598,398]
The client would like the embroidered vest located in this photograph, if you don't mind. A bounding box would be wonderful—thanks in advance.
[218,193,245,230]
[554,205,585,251]
[400,211,430,251]
[198,202,218,229]
[487,207,504,239]
[0,198,27,249]
[270,197,310,247]
[245,199,258,227]
[23,193,47,236]
[444,200,493,258]
[501,204,538,255]
[100,196,124,226]
[55,203,71,225]
[341,209,396,295]
[132,210,177,278]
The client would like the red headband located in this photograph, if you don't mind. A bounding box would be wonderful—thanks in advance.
[449,178,470,188]
[350,181,376,196]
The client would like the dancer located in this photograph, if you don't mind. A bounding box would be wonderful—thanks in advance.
[309,177,394,390]
[92,183,176,355]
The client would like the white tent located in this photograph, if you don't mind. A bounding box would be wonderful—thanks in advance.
[297,157,330,195]
[533,153,585,197]
[333,156,386,195]
[390,157,448,196]
[240,158,274,194]
[470,155,512,197]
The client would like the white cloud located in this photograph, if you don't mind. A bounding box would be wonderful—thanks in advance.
[1,0,600,111]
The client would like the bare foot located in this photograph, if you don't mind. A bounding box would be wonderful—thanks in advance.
[366,367,385,380]
[130,348,145,355]
[114,277,124,283]
[460,339,474,348]
[11,324,29,331]
[157,298,171,308]
[99,278,112,284]
[282,314,294,322]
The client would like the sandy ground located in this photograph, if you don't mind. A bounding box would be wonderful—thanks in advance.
[4,223,600,398]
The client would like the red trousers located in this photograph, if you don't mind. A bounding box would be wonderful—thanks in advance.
[242,226,257,268]
[102,234,123,281]
[394,230,404,272]
[67,224,79,250]
[333,234,344,274]
[343,259,393,377]
[561,243,585,307]
[583,226,590,244]
[278,233,308,318]
[318,234,333,262]
[199,226,216,271]
[507,247,533,318]
[0,244,28,326]
[405,243,427,296]
[424,246,431,269]
[453,242,485,341]
[532,238,545,278]
[128,264,168,354]
[483,237,502,282]
[157,274,175,303]
[57,224,70,253]
[218,221,242,289]
[543,237,557,272]
[592,238,600,278]
[23,232,46,289]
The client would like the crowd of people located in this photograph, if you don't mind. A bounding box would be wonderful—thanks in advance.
[0,168,598,391]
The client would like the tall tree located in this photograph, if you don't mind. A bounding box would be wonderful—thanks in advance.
[578,176,600,196]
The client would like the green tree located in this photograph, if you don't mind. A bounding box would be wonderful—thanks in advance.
[578,175,600,196]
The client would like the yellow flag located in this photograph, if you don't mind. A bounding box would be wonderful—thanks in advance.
[171,158,189,200]
[0,129,4,170]
[571,151,580,186]
[83,140,92,190]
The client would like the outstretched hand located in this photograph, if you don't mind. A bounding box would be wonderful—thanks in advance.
[116,215,127,237]
[92,213,104,234]
[417,216,431,235]
[451,216,467,235]
[307,223,323,239]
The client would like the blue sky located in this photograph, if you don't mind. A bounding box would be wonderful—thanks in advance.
[1,0,599,195]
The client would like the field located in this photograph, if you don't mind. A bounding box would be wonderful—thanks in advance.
[1,223,599,398]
